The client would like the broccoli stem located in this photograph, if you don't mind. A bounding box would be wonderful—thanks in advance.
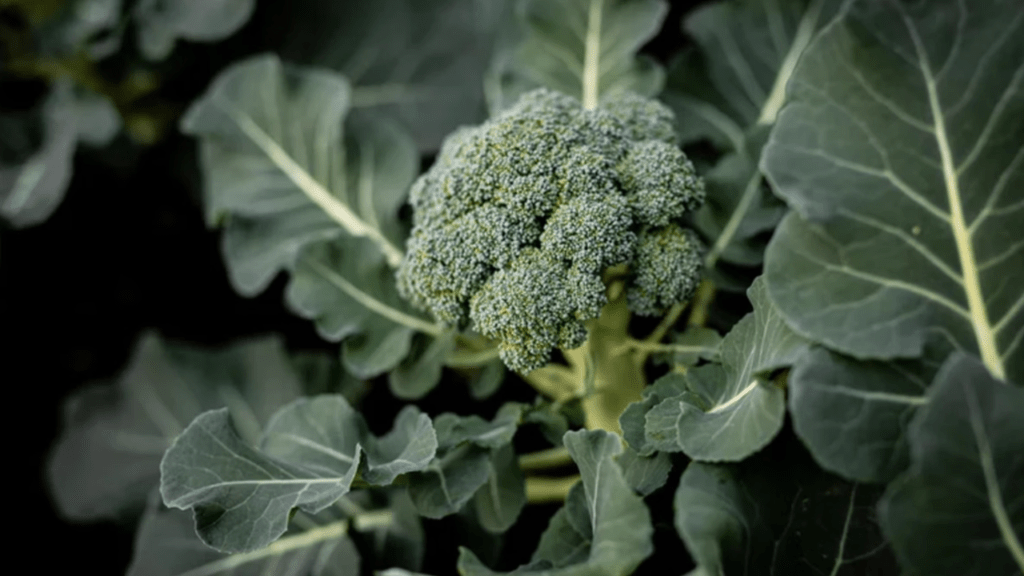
[564,295,647,435]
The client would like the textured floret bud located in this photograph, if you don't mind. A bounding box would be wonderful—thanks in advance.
[627,226,705,316]
[396,87,707,372]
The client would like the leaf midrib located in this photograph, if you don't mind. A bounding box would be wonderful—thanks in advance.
[901,10,1005,380]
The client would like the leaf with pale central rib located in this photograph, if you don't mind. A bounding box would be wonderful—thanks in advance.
[47,332,324,522]
[458,430,654,576]
[183,54,416,295]
[662,0,848,276]
[664,0,848,150]
[788,342,948,483]
[879,352,1024,576]
[160,395,437,553]
[276,0,502,151]
[762,0,1024,382]
[492,0,668,110]
[643,276,809,461]
[183,53,440,378]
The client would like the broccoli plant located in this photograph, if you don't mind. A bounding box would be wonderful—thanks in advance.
[23,0,1022,575]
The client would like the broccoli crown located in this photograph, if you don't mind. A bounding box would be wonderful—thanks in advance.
[397,88,705,372]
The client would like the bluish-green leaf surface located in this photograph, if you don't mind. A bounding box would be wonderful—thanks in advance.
[126,504,361,576]
[48,332,326,521]
[674,447,898,576]
[615,446,673,496]
[276,0,502,151]
[662,0,848,277]
[762,0,1024,382]
[641,276,808,461]
[183,54,442,378]
[788,343,947,483]
[127,489,424,576]
[1,82,119,228]
[491,0,668,111]
[879,353,1024,576]
[458,430,653,576]
[134,0,255,60]
[408,403,525,519]
[664,0,848,150]
[160,395,437,553]
[471,444,528,533]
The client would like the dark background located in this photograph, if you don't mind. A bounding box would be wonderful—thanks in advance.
[3,1,695,573]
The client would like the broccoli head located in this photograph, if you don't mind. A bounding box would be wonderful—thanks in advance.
[397,88,705,372]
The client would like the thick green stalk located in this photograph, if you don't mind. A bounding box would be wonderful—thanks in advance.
[564,296,646,434]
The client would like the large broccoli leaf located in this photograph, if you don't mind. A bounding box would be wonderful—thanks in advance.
[458,430,653,576]
[47,332,349,521]
[275,0,502,151]
[674,447,899,576]
[788,342,948,483]
[183,54,443,378]
[490,0,668,111]
[762,0,1024,383]
[879,353,1024,576]
[662,0,848,279]
[160,395,437,553]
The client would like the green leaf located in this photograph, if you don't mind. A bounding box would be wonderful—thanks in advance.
[433,403,524,451]
[692,126,786,274]
[458,430,654,575]
[643,276,808,461]
[663,0,848,150]
[408,444,491,519]
[471,444,527,533]
[0,83,112,228]
[619,373,689,456]
[494,0,668,110]
[134,0,255,60]
[662,0,847,275]
[47,332,310,521]
[762,0,1024,382]
[615,446,673,496]
[651,325,723,368]
[160,395,437,553]
[879,353,1024,576]
[390,332,457,400]
[286,237,441,378]
[407,404,525,519]
[674,450,898,576]
[182,53,440,376]
[183,54,414,293]
[788,344,946,483]
[277,0,502,151]
[126,504,360,576]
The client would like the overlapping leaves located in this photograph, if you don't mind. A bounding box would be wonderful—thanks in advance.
[674,443,899,576]
[490,0,668,111]
[663,0,848,280]
[183,54,444,381]
[47,332,344,521]
[127,490,424,576]
[622,277,808,461]
[879,353,1024,576]
[160,395,437,552]
[459,430,654,576]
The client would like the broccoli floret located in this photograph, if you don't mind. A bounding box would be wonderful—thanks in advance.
[397,88,705,372]
[627,226,705,316]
